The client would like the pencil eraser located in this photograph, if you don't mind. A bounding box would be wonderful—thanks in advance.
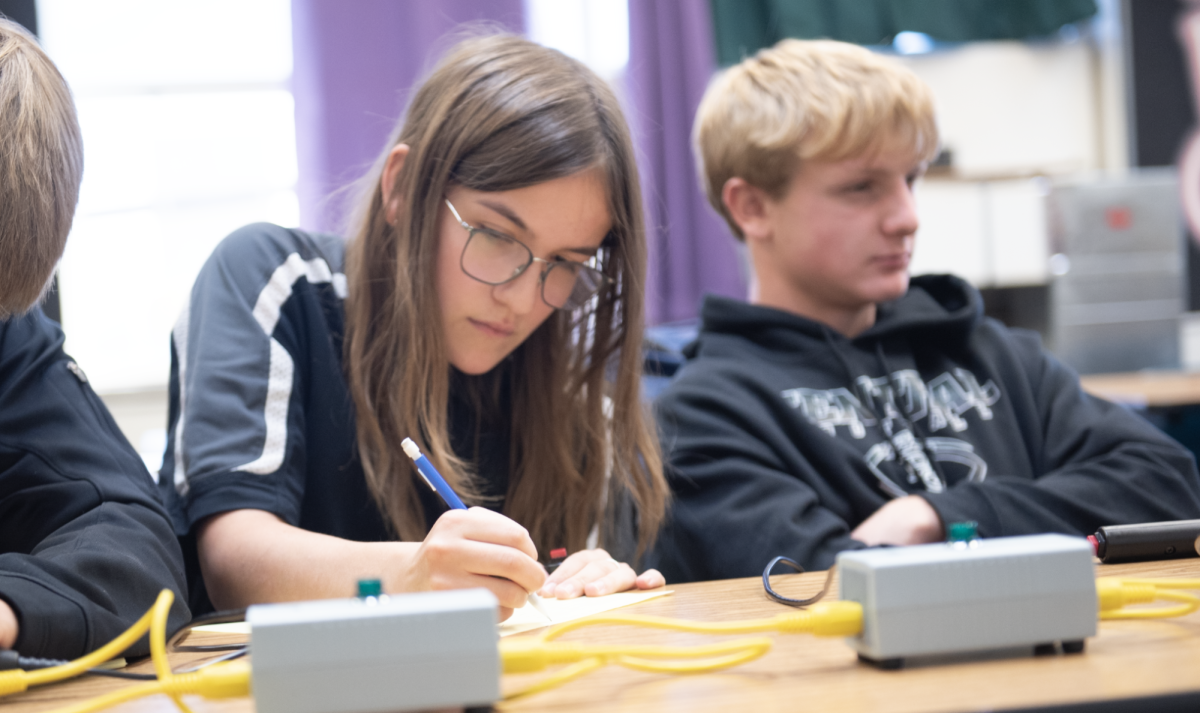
[550,548,567,559]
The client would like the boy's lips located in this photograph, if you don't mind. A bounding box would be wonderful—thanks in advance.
[873,251,911,269]
[469,318,515,337]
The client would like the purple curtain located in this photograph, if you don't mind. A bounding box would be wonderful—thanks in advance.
[291,0,525,234]
[628,0,746,325]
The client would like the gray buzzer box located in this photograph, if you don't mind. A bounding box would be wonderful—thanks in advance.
[249,587,500,713]
[837,533,1097,668]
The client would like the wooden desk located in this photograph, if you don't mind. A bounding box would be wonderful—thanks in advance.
[4,559,1200,713]
[1080,370,1200,408]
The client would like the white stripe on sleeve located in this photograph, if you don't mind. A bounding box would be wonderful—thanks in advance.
[233,253,344,475]
[172,299,191,496]
[236,338,296,474]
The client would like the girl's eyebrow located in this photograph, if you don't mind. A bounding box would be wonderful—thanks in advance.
[476,198,603,257]
[477,199,527,231]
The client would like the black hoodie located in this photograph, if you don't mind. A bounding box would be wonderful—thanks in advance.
[648,275,1200,583]
[0,309,189,656]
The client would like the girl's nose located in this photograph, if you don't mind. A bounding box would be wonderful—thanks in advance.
[491,262,544,314]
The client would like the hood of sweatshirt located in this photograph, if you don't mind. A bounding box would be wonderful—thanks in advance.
[686,274,982,360]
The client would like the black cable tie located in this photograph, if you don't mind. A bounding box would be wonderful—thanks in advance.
[762,557,835,607]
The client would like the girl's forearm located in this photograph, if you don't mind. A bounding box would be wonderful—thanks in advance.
[197,509,419,609]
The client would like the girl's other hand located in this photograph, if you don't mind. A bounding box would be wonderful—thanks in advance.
[538,548,665,599]
[407,507,546,621]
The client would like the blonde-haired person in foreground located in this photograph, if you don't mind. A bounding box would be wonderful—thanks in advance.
[159,33,667,618]
[647,39,1200,583]
[0,18,189,656]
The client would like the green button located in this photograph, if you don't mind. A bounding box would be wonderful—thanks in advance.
[947,521,978,542]
[357,578,383,598]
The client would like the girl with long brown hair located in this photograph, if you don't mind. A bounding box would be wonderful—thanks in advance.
[160,33,669,619]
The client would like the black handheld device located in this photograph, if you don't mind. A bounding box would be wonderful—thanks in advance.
[1088,519,1200,564]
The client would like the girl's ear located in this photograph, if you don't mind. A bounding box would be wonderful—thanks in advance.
[722,177,773,244]
[381,144,411,225]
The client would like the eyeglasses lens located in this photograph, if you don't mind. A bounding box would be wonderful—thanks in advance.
[461,229,529,284]
[542,263,584,309]
[461,228,605,311]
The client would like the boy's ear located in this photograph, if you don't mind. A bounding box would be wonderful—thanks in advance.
[722,177,773,243]
[381,144,410,226]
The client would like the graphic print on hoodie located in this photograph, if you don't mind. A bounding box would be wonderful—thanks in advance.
[649,275,1200,583]
[782,366,1001,497]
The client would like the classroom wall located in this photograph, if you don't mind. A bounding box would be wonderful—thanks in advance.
[901,39,1104,179]
[901,34,1123,289]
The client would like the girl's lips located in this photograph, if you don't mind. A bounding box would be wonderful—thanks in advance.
[469,318,514,337]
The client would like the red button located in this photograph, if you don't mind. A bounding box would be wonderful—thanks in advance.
[1105,206,1132,229]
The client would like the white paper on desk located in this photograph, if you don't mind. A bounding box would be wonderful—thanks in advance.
[190,589,674,638]
[192,621,251,635]
[500,589,673,637]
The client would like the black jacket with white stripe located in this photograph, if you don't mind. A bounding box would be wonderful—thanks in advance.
[0,309,189,657]
[159,223,511,614]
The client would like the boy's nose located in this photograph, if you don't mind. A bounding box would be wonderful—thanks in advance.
[883,183,920,238]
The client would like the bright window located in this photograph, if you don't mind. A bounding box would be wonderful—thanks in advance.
[525,0,629,83]
[37,0,298,394]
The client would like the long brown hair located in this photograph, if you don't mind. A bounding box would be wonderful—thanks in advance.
[343,34,667,560]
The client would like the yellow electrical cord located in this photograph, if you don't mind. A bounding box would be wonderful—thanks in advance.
[0,590,171,697]
[538,600,864,641]
[41,660,252,713]
[14,577,1200,712]
[0,590,252,713]
[499,636,774,698]
[497,600,863,699]
[1,590,779,710]
[1096,577,1200,620]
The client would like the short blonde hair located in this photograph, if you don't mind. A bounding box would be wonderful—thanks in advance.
[0,18,83,317]
[694,39,938,239]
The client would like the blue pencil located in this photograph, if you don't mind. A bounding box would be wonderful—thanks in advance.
[401,437,553,621]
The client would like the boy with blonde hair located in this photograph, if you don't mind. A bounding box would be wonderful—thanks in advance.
[650,39,1200,582]
[0,18,188,656]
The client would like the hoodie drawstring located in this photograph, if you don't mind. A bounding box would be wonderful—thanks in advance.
[873,342,951,492]
[818,325,947,497]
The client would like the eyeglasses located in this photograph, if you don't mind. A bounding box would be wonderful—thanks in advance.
[444,198,611,311]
